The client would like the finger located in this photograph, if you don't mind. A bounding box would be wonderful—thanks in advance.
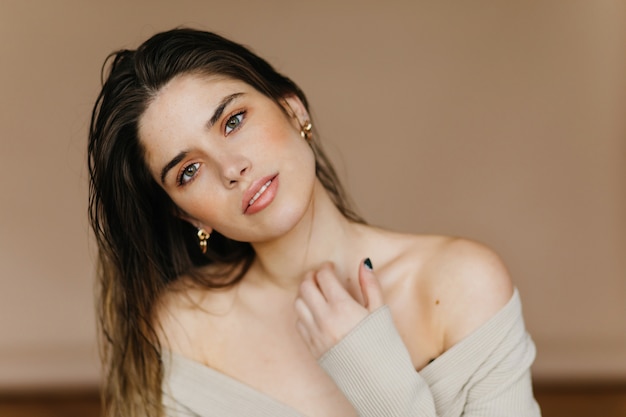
[294,297,316,329]
[315,263,352,303]
[359,258,384,311]
[296,319,313,346]
[298,274,329,316]
[296,320,324,358]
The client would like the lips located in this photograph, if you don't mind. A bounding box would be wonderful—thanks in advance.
[242,174,278,214]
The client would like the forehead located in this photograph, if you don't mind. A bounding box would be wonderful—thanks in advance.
[140,74,250,137]
[138,74,254,165]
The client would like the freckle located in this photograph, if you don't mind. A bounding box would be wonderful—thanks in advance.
[435,299,440,305]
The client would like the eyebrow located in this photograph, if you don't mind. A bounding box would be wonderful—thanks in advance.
[208,92,244,128]
[160,151,188,185]
[159,92,244,185]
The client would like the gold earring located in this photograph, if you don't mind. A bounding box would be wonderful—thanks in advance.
[197,228,210,254]
[300,120,312,140]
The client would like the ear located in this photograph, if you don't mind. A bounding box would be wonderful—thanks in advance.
[281,95,310,126]
[174,207,213,234]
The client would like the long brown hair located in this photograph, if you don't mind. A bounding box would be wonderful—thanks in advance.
[88,28,362,416]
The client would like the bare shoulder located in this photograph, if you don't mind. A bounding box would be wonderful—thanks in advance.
[422,237,514,349]
[152,277,201,353]
[153,274,236,355]
[363,230,513,365]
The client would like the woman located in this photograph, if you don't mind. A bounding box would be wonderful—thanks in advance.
[89,28,540,417]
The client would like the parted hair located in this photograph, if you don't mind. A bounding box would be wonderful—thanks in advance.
[88,28,362,417]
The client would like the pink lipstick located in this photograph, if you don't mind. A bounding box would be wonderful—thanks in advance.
[242,174,279,214]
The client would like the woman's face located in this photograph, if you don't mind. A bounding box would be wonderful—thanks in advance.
[138,73,316,242]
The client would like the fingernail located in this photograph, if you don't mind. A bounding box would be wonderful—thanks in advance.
[364,258,373,270]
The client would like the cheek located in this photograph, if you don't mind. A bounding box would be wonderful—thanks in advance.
[259,124,316,174]
[256,115,300,146]
[170,183,226,227]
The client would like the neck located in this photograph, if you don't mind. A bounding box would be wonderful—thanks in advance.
[248,181,364,291]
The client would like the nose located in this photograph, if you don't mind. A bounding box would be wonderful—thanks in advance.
[219,153,251,188]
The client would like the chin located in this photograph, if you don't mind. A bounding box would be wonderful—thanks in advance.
[250,195,314,243]
[269,204,310,236]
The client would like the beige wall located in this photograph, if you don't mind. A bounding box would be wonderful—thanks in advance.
[0,0,624,388]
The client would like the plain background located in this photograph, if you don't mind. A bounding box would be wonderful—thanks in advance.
[0,0,624,389]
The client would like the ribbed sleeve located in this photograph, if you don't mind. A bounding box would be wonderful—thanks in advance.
[318,306,436,416]
[162,351,306,417]
[162,289,540,416]
[318,289,541,417]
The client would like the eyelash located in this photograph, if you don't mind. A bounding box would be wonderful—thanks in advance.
[175,110,247,187]
[224,110,246,135]
[177,162,200,187]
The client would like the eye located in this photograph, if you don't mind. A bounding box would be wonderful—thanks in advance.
[178,162,200,186]
[224,112,244,134]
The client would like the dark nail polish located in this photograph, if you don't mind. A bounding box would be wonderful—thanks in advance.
[364,258,373,270]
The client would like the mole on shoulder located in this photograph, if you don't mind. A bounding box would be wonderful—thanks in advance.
[435,299,440,305]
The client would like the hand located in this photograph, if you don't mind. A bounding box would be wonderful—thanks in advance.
[294,259,384,359]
